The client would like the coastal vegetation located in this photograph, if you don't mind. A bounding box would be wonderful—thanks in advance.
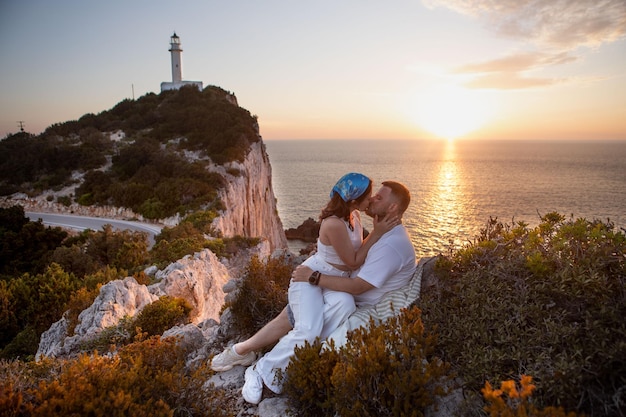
[0,85,259,219]
[421,213,625,416]
[278,213,623,416]
[1,211,623,415]
[0,205,258,360]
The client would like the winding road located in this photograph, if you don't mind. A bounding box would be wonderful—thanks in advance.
[25,212,163,246]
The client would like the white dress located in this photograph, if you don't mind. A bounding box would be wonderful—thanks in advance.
[255,212,362,394]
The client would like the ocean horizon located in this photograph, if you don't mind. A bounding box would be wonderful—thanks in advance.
[265,139,626,258]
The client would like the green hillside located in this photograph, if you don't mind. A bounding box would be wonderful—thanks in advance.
[0,86,260,219]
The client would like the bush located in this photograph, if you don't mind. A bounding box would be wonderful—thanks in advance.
[283,306,451,417]
[420,213,626,416]
[224,255,292,337]
[282,339,340,417]
[482,375,583,417]
[150,236,207,268]
[205,235,261,258]
[83,224,149,271]
[56,195,72,206]
[0,206,68,277]
[80,296,193,353]
[133,296,192,337]
[0,337,231,417]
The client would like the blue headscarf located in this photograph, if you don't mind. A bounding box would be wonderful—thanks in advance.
[330,172,371,202]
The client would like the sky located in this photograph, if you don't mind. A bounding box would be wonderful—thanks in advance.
[1,0,625,141]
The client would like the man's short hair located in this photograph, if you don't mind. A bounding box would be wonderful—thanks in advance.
[382,181,410,214]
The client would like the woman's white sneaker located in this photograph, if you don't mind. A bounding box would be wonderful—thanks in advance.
[210,345,256,372]
[242,365,263,404]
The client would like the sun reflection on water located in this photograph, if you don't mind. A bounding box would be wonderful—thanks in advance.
[417,140,469,254]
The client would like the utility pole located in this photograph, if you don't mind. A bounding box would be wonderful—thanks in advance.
[17,121,25,132]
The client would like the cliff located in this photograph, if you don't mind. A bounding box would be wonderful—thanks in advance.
[209,141,287,251]
[33,139,288,359]
[15,87,289,359]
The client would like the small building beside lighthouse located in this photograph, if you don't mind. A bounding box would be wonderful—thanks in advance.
[160,33,203,92]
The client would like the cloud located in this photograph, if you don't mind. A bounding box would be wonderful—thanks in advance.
[453,52,575,89]
[456,52,577,73]
[423,0,626,89]
[423,0,626,50]
[463,72,562,89]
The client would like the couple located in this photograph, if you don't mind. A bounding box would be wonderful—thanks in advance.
[211,173,416,404]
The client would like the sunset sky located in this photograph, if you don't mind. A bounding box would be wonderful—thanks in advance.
[1,0,625,141]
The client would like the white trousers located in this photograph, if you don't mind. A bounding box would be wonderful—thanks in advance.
[255,254,356,394]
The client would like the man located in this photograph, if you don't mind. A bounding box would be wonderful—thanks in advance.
[211,181,417,404]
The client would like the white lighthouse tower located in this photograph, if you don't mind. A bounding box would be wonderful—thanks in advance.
[169,33,183,83]
[160,33,203,92]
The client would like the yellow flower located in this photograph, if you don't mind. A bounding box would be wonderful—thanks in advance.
[519,375,536,399]
[501,380,519,399]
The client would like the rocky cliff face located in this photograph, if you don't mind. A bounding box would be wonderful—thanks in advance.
[2,139,288,252]
[35,138,288,360]
[210,141,287,251]
[36,243,272,360]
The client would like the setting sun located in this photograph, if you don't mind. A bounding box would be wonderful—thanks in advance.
[409,85,495,140]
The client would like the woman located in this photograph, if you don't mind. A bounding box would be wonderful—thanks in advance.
[212,173,397,401]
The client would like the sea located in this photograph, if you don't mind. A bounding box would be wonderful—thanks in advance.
[265,139,626,259]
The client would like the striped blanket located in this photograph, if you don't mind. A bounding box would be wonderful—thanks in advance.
[325,257,426,347]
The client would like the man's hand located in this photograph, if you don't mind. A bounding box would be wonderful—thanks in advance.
[292,265,313,282]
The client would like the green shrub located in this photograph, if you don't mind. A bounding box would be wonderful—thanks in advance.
[283,306,451,417]
[0,326,40,361]
[282,339,340,417]
[49,245,96,278]
[133,296,192,337]
[182,209,220,234]
[79,316,135,353]
[206,235,261,258]
[58,197,73,209]
[84,224,149,271]
[80,296,192,353]
[4,259,96,359]
[0,206,68,277]
[150,236,207,268]
[421,213,626,416]
[224,255,292,337]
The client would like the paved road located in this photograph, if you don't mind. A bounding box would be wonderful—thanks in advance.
[26,212,163,246]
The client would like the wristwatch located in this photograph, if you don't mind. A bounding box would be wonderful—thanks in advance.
[308,271,321,285]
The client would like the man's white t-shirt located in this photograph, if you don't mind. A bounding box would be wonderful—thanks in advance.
[353,225,416,307]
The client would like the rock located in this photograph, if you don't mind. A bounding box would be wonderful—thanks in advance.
[144,265,158,276]
[36,243,267,360]
[210,142,288,252]
[35,316,69,360]
[162,323,206,352]
[222,279,239,294]
[150,249,231,324]
[258,397,291,417]
[75,277,158,337]
[284,217,320,243]
[206,366,246,391]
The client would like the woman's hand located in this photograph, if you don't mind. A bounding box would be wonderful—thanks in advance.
[371,212,400,236]
[292,265,313,282]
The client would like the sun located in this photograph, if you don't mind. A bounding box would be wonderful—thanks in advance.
[408,85,494,140]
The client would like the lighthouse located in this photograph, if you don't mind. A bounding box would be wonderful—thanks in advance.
[160,33,203,92]
[169,33,182,83]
